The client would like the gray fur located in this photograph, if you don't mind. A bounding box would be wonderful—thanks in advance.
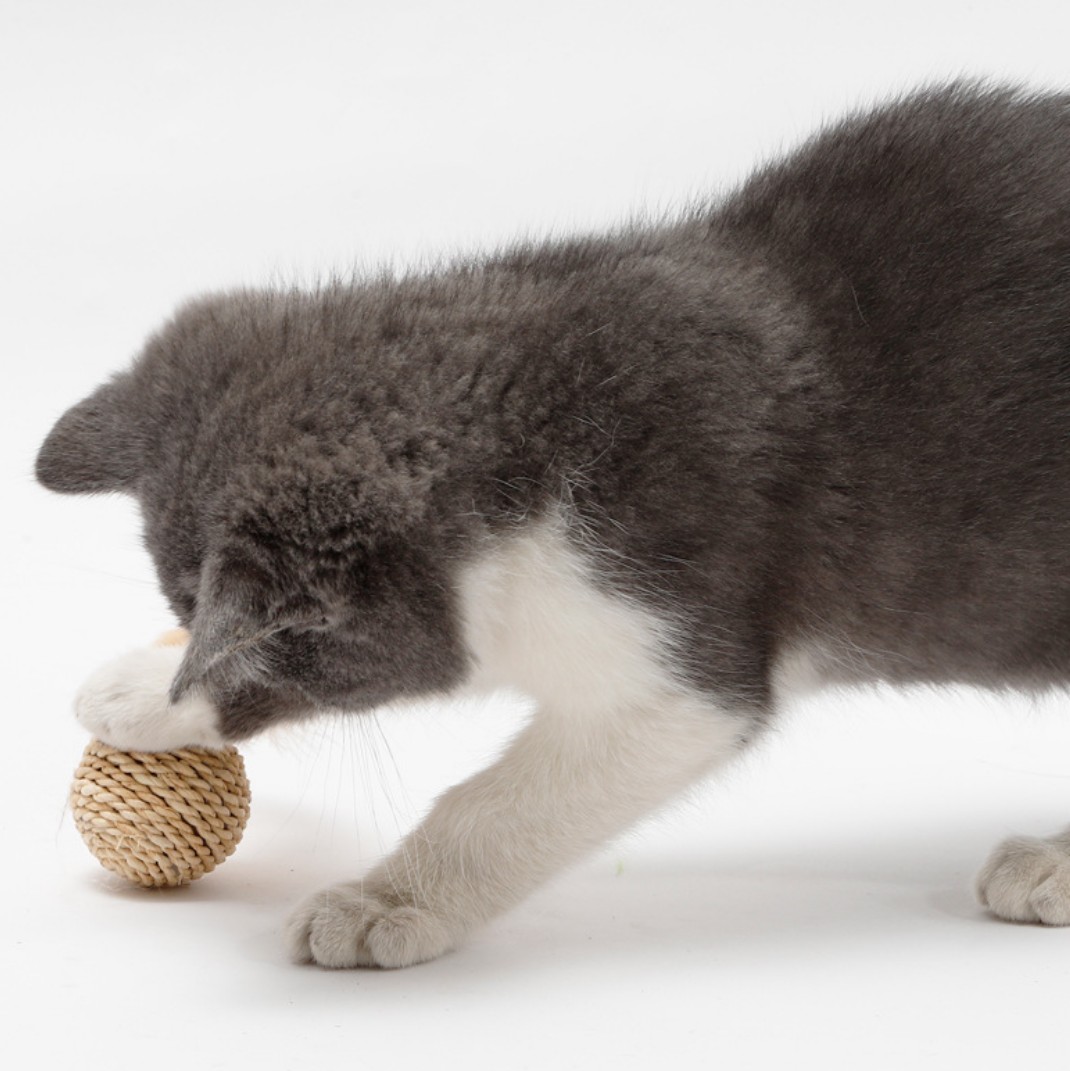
[37,83,1070,750]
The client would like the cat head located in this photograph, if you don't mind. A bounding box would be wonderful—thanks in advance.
[35,294,470,733]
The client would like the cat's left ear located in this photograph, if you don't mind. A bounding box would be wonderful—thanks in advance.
[36,375,146,494]
[168,548,328,703]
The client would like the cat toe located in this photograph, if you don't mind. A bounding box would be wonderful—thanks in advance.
[73,645,224,751]
[976,834,1070,925]
[286,883,454,969]
[286,885,378,967]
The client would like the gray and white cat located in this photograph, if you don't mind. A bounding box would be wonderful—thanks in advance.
[37,83,1070,967]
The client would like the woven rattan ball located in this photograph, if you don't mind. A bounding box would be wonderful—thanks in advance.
[70,740,251,888]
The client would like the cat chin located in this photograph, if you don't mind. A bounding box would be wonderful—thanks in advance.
[74,644,227,752]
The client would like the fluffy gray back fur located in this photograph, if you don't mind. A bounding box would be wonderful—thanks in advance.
[37,82,1070,739]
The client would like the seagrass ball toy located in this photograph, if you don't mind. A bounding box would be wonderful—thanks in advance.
[69,629,251,888]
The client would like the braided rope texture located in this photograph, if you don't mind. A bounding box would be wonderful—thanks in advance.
[70,740,251,888]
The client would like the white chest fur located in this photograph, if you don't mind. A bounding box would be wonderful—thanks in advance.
[457,516,689,717]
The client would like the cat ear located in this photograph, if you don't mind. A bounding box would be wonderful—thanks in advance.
[169,548,328,703]
[35,376,146,494]
[169,550,277,702]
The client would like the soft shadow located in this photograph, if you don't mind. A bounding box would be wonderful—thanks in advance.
[78,817,1068,981]
[450,823,1038,976]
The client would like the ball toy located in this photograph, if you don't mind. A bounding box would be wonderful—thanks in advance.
[69,629,251,888]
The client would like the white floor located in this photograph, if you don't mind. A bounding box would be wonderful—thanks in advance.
[5,3,1070,1068]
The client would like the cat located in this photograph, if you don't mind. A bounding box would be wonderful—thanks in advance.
[36,81,1070,968]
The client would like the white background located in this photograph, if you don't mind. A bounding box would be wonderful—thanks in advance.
[4,1,1070,1068]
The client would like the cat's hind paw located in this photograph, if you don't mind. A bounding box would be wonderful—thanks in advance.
[286,882,456,969]
[976,830,1070,925]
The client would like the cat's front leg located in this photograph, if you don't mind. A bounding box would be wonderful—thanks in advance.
[287,691,748,968]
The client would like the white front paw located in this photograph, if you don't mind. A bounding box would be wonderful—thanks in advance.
[286,882,456,969]
[977,831,1070,925]
[75,645,226,752]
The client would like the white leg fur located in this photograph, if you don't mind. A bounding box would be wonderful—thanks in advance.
[977,827,1070,925]
[74,644,226,751]
[288,517,749,968]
